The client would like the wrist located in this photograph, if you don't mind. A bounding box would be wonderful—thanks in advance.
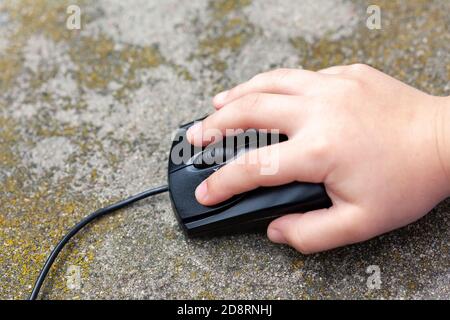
[435,96,450,197]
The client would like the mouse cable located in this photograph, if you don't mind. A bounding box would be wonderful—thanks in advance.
[29,184,169,300]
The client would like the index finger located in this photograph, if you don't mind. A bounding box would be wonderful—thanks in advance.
[213,68,326,109]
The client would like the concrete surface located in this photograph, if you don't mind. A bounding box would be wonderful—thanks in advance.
[0,0,449,299]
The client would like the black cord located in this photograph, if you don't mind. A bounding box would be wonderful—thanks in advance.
[29,185,169,300]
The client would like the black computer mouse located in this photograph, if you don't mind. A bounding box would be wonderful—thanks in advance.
[168,118,331,237]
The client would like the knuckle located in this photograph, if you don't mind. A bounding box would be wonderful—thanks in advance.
[250,68,293,89]
[199,117,214,138]
[270,68,292,83]
[203,113,220,134]
[206,172,221,194]
[242,161,259,178]
[294,241,314,255]
[337,77,365,94]
[287,228,314,254]
[238,151,261,178]
[249,71,269,86]
[219,102,238,121]
[308,137,330,160]
[203,116,215,130]
[242,93,262,113]
[202,114,225,142]
[249,71,264,82]
[227,83,243,98]
[348,63,371,75]
[228,84,243,97]
[270,68,291,77]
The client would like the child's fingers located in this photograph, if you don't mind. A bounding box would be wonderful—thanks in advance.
[267,205,368,254]
[213,68,325,109]
[195,140,329,206]
[318,64,376,76]
[187,93,307,146]
[195,142,295,205]
[318,66,347,75]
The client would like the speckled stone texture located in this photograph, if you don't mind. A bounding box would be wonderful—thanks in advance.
[0,0,449,300]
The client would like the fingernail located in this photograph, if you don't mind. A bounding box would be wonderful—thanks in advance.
[187,122,202,143]
[195,181,208,202]
[213,90,229,106]
[267,228,287,244]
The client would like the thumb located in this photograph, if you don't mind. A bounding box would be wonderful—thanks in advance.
[267,205,367,254]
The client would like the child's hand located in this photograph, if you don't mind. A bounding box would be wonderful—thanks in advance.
[187,64,450,254]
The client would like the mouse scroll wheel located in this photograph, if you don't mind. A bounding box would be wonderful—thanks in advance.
[193,148,236,169]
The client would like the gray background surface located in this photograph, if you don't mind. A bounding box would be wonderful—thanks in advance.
[0,0,449,299]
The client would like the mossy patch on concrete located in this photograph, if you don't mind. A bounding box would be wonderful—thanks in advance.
[194,0,256,93]
[70,35,164,96]
[0,0,86,91]
[0,117,20,168]
[0,167,127,299]
[290,0,450,96]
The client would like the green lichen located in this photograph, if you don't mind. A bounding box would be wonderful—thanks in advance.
[209,0,252,17]
[171,64,193,81]
[69,34,195,102]
[70,36,164,93]
[290,0,450,96]
[0,1,140,298]
[0,0,87,91]
[4,0,86,42]
[199,19,251,55]
[291,258,305,271]
[1,0,187,103]
[0,45,23,92]
[0,167,127,299]
[0,117,20,168]
[193,0,256,94]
